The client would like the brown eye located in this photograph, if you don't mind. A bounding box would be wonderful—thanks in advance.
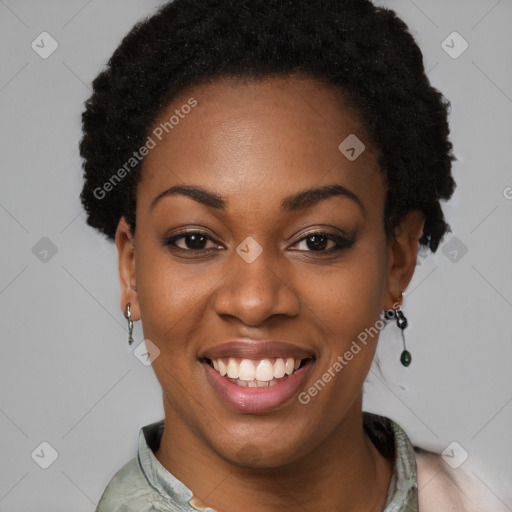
[290,231,355,252]
[304,234,331,251]
[164,231,221,251]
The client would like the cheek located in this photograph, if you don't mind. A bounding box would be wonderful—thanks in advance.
[133,245,213,405]
[295,249,387,417]
[302,246,387,343]
[133,242,211,352]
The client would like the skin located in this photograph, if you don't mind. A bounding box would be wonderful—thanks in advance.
[116,75,425,512]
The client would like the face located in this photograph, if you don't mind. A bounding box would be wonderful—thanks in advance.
[117,75,423,468]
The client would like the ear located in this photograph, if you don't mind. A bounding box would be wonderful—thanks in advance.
[383,210,425,310]
[115,217,140,320]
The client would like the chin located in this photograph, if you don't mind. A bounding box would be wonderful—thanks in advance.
[209,424,316,470]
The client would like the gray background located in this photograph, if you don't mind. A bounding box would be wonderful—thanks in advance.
[0,0,511,509]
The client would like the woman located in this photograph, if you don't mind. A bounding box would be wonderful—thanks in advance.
[79,1,502,510]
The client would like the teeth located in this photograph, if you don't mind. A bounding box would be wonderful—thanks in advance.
[210,356,306,383]
[255,359,273,381]
[273,358,286,378]
[218,359,227,376]
[226,358,239,379]
[234,378,280,387]
[238,359,256,381]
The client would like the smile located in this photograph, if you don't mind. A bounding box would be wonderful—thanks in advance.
[206,357,310,387]
[199,340,315,413]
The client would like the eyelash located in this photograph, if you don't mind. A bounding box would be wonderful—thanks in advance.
[163,229,355,255]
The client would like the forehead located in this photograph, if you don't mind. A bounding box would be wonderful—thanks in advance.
[138,75,385,218]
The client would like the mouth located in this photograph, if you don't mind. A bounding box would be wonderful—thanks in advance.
[199,340,316,413]
[203,356,312,388]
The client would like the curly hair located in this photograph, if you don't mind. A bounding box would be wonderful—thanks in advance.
[79,0,455,252]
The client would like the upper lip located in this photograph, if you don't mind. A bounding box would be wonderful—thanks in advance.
[200,339,315,361]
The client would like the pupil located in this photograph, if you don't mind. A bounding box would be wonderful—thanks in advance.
[187,234,207,249]
[306,235,328,251]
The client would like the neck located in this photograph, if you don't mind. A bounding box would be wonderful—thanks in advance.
[154,397,393,512]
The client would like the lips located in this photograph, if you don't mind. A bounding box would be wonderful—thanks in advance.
[200,340,315,413]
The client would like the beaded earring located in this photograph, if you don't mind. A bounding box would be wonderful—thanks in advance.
[386,296,411,367]
[125,303,134,346]
[394,304,411,366]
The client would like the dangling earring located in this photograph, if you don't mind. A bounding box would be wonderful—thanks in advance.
[396,306,411,366]
[125,303,134,346]
[386,295,411,367]
[393,299,411,366]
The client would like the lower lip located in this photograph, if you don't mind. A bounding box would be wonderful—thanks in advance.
[202,360,313,414]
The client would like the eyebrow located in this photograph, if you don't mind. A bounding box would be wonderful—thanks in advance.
[150,183,365,215]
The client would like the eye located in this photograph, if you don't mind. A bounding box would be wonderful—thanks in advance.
[163,229,354,254]
[290,231,354,252]
[164,230,222,251]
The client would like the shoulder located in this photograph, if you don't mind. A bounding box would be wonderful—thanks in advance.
[96,456,164,512]
[415,448,474,511]
[415,448,510,512]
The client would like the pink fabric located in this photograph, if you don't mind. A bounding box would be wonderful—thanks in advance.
[416,449,511,511]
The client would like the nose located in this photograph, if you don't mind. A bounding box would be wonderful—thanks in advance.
[213,246,300,327]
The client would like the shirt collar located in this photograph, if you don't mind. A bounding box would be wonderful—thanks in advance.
[363,413,419,511]
[137,412,418,511]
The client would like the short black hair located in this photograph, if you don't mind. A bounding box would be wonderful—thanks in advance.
[79,0,456,252]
